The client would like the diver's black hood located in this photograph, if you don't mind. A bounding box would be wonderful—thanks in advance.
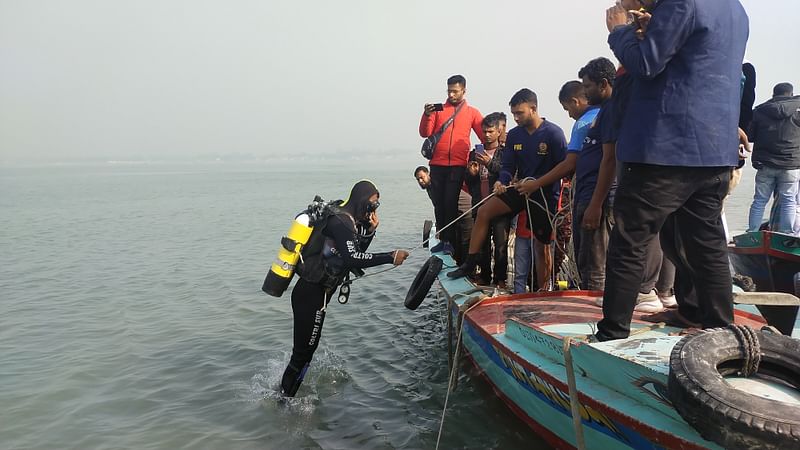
[340,180,379,223]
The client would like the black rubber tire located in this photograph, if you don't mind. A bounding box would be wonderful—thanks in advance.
[668,328,800,449]
[404,256,443,310]
[794,272,800,297]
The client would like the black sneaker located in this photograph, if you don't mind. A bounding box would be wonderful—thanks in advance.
[430,241,446,253]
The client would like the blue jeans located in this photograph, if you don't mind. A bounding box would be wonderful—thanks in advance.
[514,236,533,293]
[795,185,800,236]
[748,166,800,233]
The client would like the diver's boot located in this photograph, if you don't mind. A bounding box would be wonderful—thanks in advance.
[447,253,478,279]
[280,362,309,397]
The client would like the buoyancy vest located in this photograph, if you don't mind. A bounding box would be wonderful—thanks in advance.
[295,200,346,290]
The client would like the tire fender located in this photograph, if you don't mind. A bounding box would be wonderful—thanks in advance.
[668,328,800,449]
[404,256,443,310]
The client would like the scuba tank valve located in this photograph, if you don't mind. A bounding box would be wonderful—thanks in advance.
[262,213,314,297]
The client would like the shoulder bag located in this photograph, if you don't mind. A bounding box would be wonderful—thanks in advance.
[421,103,464,160]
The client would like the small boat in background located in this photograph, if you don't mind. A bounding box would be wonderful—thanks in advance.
[729,230,800,334]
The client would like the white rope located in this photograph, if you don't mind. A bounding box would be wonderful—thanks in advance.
[562,337,587,450]
[412,191,498,253]
[518,177,581,290]
[435,295,488,450]
[348,192,499,283]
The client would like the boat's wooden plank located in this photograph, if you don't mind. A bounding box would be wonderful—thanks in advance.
[733,291,800,306]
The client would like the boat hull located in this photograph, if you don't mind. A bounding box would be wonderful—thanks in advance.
[729,230,800,293]
[449,294,727,450]
[729,231,800,333]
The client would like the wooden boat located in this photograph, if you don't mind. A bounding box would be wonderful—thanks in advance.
[729,230,800,293]
[431,252,800,449]
[729,230,800,334]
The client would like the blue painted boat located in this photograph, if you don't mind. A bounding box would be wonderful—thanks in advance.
[729,230,800,294]
[432,251,800,449]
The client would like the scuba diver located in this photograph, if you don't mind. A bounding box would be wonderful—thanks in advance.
[279,180,409,397]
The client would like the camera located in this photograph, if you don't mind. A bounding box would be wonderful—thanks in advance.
[433,103,444,111]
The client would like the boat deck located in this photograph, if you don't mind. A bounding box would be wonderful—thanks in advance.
[468,291,767,336]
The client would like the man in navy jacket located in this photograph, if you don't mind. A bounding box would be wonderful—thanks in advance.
[595,0,749,341]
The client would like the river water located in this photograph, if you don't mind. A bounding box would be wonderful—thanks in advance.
[0,156,756,449]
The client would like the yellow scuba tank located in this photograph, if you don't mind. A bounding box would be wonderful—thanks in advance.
[262,212,314,297]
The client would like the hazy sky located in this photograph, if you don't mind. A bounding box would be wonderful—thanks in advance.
[1,0,798,162]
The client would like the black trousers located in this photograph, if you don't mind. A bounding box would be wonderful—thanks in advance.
[429,165,466,246]
[281,278,331,396]
[477,215,511,283]
[597,163,733,341]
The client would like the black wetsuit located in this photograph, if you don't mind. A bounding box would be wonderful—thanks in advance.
[281,212,393,396]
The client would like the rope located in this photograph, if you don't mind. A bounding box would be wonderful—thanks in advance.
[562,337,587,450]
[345,192,499,284]
[435,295,488,450]
[518,177,581,290]
[729,324,761,377]
[412,191,498,254]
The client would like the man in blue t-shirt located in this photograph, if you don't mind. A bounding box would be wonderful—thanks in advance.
[448,88,566,290]
[516,80,598,286]
[521,58,617,291]
[573,57,618,291]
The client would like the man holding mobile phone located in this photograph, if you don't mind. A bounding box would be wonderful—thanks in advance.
[465,113,510,287]
[419,75,484,258]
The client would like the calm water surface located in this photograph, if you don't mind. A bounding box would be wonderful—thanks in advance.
[0,157,756,449]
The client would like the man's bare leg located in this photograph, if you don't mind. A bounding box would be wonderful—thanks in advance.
[467,197,512,254]
[448,196,512,278]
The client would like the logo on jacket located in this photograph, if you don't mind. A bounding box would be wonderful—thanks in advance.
[537,143,548,155]
[514,144,523,151]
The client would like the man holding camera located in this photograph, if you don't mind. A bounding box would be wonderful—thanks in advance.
[419,75,483,254]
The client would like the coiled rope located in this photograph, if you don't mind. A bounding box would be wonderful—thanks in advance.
[519,176,581,290]
[728,324,761,377]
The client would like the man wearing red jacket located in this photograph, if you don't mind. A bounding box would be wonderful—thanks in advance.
[420,74,483,253]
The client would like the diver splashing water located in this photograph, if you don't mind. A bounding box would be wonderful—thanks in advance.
[263,180,410,397]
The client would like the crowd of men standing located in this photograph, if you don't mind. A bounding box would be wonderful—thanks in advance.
[413,0,800,342]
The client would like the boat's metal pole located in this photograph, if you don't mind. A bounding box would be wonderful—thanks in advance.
[563,337,587,450]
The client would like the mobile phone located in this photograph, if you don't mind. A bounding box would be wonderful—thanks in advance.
[433,103,444,111]
[474,143,485,155]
